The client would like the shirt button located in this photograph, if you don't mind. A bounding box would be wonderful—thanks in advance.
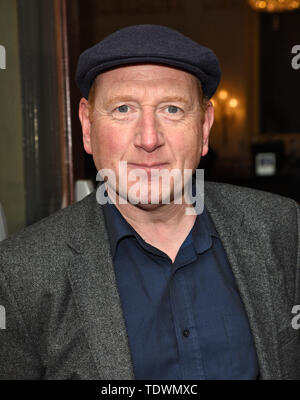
[182,329,190,338]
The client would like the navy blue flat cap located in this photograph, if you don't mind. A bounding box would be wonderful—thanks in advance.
[76,24,221,99]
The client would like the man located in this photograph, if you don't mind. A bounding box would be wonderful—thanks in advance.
[0,24,299,380]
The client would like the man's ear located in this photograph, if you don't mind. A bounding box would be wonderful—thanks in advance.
[79,98,92,155]
[201,101,214,157]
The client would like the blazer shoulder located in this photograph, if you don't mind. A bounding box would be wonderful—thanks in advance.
[204,181,299,288]
[204,180,299,258]
[204,180,299,218]
[0,192,99,275]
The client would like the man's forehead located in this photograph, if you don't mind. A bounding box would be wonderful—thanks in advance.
[95,64,198,88]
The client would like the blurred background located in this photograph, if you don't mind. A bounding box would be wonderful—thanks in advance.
[1,0,300,237]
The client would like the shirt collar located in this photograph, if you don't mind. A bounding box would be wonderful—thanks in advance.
[102,200,136,257]
[191,206,219,254]
[103,201,219,258]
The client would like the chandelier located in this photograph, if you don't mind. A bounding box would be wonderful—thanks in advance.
[248,0,300,12]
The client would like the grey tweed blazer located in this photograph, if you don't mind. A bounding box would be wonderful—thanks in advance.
[0,182,299,380]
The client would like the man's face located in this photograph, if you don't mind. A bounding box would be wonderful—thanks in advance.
[79,64,214,208]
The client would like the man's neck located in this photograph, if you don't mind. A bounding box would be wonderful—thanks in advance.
[108,188,197,262]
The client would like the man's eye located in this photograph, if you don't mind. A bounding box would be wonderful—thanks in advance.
[166,105,180,114]
[116,105,129,113]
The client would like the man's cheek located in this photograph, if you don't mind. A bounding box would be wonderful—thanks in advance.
[91,128,117,153]
[179,139,198,162]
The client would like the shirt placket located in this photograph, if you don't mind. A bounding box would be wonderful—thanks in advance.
[169,256,206,380]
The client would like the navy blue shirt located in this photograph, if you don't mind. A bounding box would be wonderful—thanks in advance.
[103,201,259,380]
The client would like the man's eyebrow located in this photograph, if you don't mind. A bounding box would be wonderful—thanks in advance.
[104,96,137,107]
[158,96,190,104]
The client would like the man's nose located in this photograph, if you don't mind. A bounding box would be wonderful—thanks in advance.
[134,108,163,152]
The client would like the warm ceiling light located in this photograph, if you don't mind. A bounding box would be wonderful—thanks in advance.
[218,90,229,101]
[248,0,300,12]
[258,1,267,8]
[228,98,238,108]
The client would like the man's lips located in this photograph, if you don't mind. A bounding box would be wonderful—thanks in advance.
[128,163,169,168]
[127,163,169,172]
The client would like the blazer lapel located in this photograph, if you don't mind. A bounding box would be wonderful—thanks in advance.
[66,194,134,379]
[205,183,283,379]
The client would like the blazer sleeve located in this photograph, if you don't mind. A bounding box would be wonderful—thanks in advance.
[293,200,300,307]
[279,199,300,379]
[0,266,43,379]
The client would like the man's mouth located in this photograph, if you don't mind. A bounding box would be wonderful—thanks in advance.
[127,163,169,171]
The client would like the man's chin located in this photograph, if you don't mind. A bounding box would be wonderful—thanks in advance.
[118,191,183,210]
[133,202,166,211]
[115,189,174,207]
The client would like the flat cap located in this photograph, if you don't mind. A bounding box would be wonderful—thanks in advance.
[76,24,221,99]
